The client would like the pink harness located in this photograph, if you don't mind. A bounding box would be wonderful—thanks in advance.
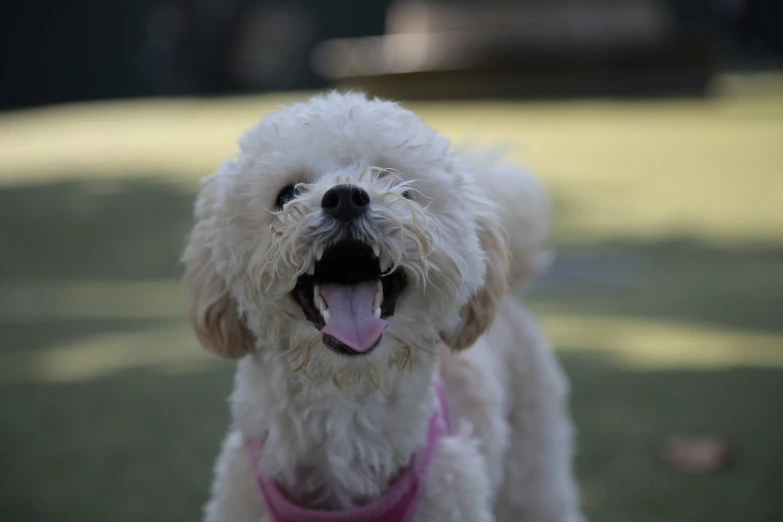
[248,383,451,522]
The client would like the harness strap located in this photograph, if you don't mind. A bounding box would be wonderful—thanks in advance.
[248,381,451,522]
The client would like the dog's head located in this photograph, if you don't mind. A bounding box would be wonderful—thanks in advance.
[183,92,508,385]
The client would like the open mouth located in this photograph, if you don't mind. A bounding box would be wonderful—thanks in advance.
[291,239,407,356]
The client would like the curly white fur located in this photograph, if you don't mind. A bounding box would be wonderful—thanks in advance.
[183,92,584,521]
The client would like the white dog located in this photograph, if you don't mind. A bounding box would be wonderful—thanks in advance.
[183,92,584,522]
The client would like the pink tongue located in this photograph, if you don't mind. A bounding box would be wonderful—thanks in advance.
[320,281,387,352]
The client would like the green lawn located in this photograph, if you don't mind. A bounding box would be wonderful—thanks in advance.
[1,75,782,521]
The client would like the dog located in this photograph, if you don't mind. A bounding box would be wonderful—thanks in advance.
[183,92,584,522]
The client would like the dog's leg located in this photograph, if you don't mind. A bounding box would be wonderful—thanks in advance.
[439,342,511,497]
[204,430,268,522]
[495,305,585,522]
[414,429,495,522]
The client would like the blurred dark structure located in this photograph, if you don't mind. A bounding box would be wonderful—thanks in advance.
[0,0,781,109]
[0,0,389,110]
[314,0,727,99]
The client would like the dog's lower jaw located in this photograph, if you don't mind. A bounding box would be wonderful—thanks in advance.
[230,341,441,511]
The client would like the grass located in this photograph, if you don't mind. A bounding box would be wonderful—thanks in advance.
[1,74,782,521]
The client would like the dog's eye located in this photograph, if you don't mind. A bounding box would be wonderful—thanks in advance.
[275,184,300,209]
[402,190,412,200]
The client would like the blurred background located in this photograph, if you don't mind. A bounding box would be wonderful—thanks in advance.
[0,1,781,521]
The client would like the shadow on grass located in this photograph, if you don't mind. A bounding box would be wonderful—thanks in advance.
[0,365,233,522]
[0,178,197,280]
[530,239,783,335]
[0,318,178,354]
[561,351,783,522]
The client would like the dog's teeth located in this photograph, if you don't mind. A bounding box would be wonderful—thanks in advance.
[305,261,315,276]
[380,256,392,274]
[372,244,380,258]
[371,280,383,311]
[315,246,324,261]
[373,307,381,319]
[314,285,327,314]
[314,284,331,324]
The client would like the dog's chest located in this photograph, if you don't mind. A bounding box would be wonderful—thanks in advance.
[272,406,422,508]
[234,356,439,510]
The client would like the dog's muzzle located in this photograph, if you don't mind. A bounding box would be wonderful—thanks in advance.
[291,239,407,356]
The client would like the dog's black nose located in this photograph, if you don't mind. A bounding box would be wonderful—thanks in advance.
[321,184,370,223]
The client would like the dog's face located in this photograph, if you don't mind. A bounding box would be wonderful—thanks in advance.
[184,93,508,385]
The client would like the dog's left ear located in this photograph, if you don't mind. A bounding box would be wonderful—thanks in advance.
[440,200,510,351]
[183,176,255,359]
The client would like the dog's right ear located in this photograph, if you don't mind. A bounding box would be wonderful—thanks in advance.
[183,180,254,359]
[440,205,509,352]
